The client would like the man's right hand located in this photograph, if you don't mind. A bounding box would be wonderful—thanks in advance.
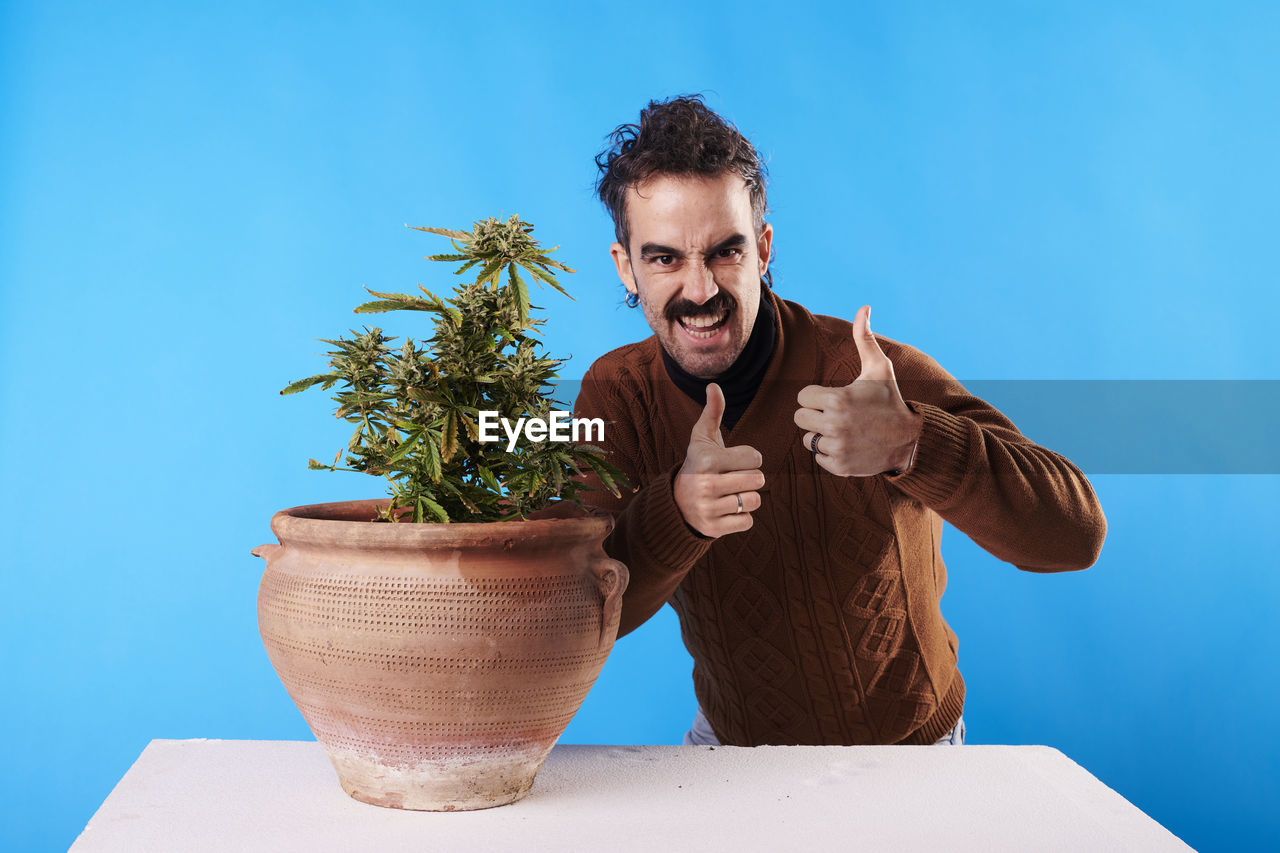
[674,383,765,538]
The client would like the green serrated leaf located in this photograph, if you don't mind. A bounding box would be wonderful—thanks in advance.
[509,263,530,327]
[355,299,434,315]
[386,429,421,463]
[352,300,406,314]
[586,454,618,495]
[419,495,449,522]
[407,387,451,406]
[423,434,442,482]
[539,254,575,273]
[281,375,331,395]
[521,261,572,298]
[347,422,365,451]
[409,225,471,240]
[526,471,545,497]
[477,466,500,492]
[440,411,458,462]
[458,411,478,442]
[477,256,505,287]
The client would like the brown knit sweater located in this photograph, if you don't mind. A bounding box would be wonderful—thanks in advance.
[572,290,1107,746]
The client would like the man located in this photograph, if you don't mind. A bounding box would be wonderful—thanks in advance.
[573,95,1106,747]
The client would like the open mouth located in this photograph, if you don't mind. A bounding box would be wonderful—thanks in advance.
[677,309,730,340]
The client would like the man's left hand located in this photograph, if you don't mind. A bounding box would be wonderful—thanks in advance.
[793,305,924,477]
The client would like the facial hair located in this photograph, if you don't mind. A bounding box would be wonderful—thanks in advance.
[662,289,738,325]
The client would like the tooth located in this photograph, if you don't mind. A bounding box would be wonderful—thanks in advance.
[680,310,728,329]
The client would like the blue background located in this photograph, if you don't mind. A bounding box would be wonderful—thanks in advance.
[3,2,1277,850]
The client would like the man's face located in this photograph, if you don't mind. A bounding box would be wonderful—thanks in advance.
[610,173,773,379]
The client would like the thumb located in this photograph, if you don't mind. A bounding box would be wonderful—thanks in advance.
[692,382,727,447]
[852,304,892,380]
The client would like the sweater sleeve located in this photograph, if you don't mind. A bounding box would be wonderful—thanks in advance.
[883,343,1107,572]
[573,361,713,636]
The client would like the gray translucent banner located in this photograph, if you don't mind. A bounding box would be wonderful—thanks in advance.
[546,379,1280,475]
[957,380,1280,475]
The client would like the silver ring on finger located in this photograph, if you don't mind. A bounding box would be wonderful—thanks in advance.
[810,433,823,455]
[734,493,744,514]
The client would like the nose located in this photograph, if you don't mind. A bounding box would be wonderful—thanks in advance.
[682,259,719,305]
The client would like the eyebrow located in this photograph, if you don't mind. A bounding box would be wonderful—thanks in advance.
[638,233,748,260]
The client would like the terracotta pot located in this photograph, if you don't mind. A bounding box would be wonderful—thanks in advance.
[252,498,627,811]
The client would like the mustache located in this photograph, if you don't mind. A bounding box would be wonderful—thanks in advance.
[664,291,737,323]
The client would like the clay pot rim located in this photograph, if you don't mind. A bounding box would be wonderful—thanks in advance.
[269,497,614,550]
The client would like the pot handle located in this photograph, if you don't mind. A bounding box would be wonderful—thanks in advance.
[251,543,282,562]
[591,557,629,648]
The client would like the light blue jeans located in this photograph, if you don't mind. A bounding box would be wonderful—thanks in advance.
[682,706,966,746]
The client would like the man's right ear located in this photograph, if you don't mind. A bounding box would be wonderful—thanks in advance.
[609,242,638,296]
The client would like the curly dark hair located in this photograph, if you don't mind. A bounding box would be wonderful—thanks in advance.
[595,95,770,258]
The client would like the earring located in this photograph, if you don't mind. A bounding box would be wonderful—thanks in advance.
[625,292,639,308]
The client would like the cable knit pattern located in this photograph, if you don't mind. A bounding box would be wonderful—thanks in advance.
[572,291,1106,745]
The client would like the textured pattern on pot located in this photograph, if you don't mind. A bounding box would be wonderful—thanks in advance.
[253,499,627,811]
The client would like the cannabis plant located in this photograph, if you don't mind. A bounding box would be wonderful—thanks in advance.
[281,215,627,523]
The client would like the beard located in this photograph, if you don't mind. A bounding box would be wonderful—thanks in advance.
[641,287,750,379]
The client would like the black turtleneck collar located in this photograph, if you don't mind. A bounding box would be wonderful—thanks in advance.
[660,284,778,430]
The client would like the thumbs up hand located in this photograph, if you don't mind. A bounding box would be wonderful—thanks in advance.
[794,305,924,478]
[674,383,766,538]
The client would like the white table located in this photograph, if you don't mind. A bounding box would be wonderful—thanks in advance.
[71,739,1190,852]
